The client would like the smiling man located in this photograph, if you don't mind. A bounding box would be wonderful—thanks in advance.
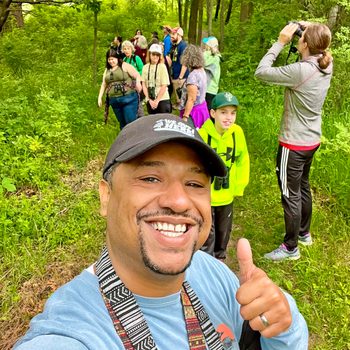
[15,114,308,350]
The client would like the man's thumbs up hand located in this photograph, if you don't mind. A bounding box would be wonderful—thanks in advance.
[237,238,256,284]
[235,238,292,338]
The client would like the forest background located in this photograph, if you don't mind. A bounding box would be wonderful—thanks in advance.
[0,0,349,349]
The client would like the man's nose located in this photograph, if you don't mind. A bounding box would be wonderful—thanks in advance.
[158,181,192,213]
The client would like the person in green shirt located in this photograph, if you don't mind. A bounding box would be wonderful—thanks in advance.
[199,92,250,260]
[202,36,222,110]
[122,40,145,117]
[122,40,144,74]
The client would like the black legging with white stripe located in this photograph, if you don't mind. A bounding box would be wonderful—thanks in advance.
[276,144,319,250]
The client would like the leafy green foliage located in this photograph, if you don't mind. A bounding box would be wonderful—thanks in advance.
[0,3,117,320]
[0,1,349,349]
[0,178,16,194]
[98,0,165,46]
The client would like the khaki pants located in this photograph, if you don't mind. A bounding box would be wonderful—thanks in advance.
[172,78,183,105]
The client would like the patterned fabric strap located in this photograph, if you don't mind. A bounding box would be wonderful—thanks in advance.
[95,246,223,350]
[182,281,223,350]
[95,247,157,350]
[181,287,206,349]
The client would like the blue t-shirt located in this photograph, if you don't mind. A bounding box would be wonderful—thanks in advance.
[163,34,172,57]
[170,40,189,79]
[14,251,308,350]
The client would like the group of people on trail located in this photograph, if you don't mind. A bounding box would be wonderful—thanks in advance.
[14,19,333,350]
[98,25,223,130]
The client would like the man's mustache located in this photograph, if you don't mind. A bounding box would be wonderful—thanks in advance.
[136,209,203,227]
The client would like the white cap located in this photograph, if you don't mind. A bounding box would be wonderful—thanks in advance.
[149,44,163,55]
[172,27,184,37]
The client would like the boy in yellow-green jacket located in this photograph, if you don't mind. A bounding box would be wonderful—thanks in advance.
[199,92,250,260]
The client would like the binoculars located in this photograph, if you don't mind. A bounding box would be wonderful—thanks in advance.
[148,86,156,100]
[214,167,230,190]
[288,21,304,37]
[113,83,127,95]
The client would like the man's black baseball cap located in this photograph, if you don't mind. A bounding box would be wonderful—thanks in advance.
[103,114,226,179]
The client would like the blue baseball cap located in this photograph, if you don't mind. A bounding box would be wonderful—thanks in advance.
[202,36,219,48]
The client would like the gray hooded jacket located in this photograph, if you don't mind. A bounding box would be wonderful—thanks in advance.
[255,42,333,146]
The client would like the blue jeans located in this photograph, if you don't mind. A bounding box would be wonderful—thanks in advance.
[109,92,138,129]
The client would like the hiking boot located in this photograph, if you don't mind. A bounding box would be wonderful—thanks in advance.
[264,243,300,261]
[298,232,313,246]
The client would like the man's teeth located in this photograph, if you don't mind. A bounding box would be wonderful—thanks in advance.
[151,222,187,237]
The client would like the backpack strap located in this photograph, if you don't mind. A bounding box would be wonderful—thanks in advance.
[130,54,139,71]
[231,132,236,164]
[207,134,212,147]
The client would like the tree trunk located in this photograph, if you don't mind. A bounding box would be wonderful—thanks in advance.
[239,0,253,23]
[188,0,199,44]
[214,0,220,22]
[197,0,203,45]
[0,0,13,33]
[328,4,339,30]
[239,0,253,38]
[219,0,225,49]
[225,0,233,24]
[92,10,98,85]
[178,0,182,28]
[206,0,212,35]
[12,2,23,28]
[183,0,190,36]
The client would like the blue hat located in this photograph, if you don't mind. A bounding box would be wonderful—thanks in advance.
[202,36,219,48]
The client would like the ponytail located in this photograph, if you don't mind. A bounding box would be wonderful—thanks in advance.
[304,24,332,69]
[318,50,332,70]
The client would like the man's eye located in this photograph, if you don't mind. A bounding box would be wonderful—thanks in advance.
[141,177,160,183]
[187,181,205,188]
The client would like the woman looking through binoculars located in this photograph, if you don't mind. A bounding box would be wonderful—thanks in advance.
[255,22,333,261]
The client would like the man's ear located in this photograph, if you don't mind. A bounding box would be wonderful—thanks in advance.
[99,179,110,217]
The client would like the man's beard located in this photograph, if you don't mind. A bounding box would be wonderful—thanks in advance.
[139,233,196,275]
[136,209,203,275]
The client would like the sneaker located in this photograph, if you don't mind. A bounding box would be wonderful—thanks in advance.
[264,244,300,261]
[298,232,313,246]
